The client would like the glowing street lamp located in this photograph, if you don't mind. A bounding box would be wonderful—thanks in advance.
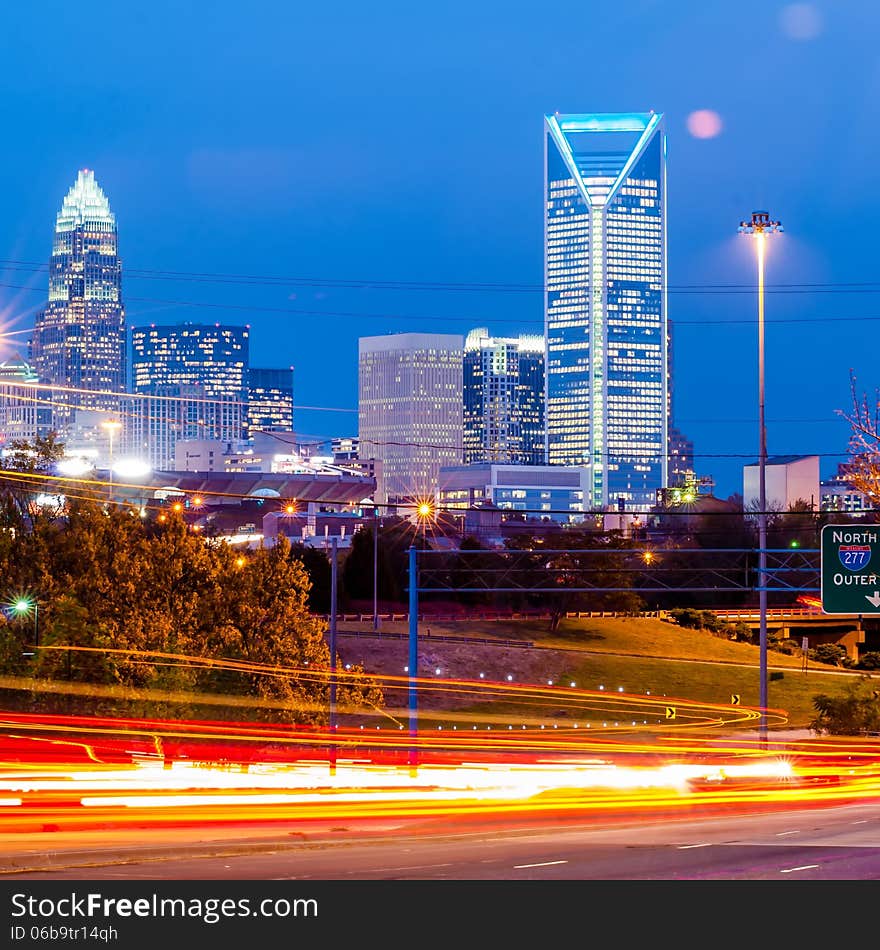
[738,209,783,744]
[416,500,434,547]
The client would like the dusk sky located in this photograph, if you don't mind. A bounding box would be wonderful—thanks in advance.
[0,1,876,498]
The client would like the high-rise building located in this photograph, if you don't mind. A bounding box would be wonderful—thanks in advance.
[0,354,53,446]
[248,367,294,433]
[544,112,668,510]
[121,385,244,471]
[30,169,126,430]
[130,323,249,400]
[463,328,545,465]
[358,333,463,503]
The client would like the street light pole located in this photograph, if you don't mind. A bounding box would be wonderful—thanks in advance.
[372,503,379,632]
[739,210,783,745]
[101,419,121,503]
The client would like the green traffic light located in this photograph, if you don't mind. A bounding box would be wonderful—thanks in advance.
[12,599,32,613]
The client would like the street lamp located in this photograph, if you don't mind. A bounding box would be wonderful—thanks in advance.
[12,597,38,655]
[738,209,783,744]
[101,419,122,502]
[417,501,433,547]
[372,501,380,632]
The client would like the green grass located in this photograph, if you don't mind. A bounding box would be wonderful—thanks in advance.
[339,615,875,731]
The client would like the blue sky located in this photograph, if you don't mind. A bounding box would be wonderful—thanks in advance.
[0,1,876,498]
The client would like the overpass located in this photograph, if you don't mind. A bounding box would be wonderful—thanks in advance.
[713,607,865,661]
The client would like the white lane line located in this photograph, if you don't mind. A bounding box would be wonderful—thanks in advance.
[852,820,869,824]
[678,843,712,850]
[780,864,819,874]
[775,830,800,837]
[367,863,454,872]
[513,860,568,869]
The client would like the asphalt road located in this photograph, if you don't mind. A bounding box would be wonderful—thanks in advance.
[8,801,880,880]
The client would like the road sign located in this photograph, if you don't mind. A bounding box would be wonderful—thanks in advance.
[665,707,676,720]
[730,694,740,706]
[821,524,880,615]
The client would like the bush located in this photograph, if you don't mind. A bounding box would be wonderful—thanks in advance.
[857,651,880,671]
[810,644,848,667]
[810,677,880,735]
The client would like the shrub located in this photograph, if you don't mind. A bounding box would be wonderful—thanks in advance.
[810,676,880,736]
[810,644,848,667]
[857,652,880,671]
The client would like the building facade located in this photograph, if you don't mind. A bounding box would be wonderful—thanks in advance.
[743,455,820,512]
[29,169,126,430]
[544,113,668,510]
[358,333,463,503]
[439,462,588,523]
[131,323,249,400]
[248,366,294,433]
[0,355,53,446]
[463,328,545,466]
[121,385,244,471]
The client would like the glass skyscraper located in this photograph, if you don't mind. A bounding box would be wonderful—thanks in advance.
[358,333,463,503]
[130,323,249,401]
[248,367,294,433]
[30,169,126,429]
[463,328,545,466]
[544,112,667,510]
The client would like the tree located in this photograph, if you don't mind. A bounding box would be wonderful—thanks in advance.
[838,371,880,514]
[0,433,66,529]
[809,676,880,736]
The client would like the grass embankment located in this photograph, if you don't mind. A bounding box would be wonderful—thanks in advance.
[337,615,874,730]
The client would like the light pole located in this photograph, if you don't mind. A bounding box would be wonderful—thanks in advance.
[101,419,122,503]
[12,597,38,656]
[738,210,783,744]
[372,502,379,632]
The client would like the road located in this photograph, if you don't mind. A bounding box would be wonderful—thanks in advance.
[8,801,880,880]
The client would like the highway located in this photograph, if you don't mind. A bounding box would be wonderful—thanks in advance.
[7,801,880,879]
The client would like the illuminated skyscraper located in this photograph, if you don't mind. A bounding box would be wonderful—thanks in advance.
[544,113,667,509]
[358,333,463,503]
[130,323,249,400]
[463,328,545,465]
[30,169,126,429]
[248,367,294,433]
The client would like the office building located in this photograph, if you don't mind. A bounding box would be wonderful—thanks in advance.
[248,366,294,433]
[743,455,819,512]
[358,333,463,503]
[463,328,545,466]
[439,462,588,523]
[0,354,53,445]
[121,385,244,471]
[544,112,668,510]
[29,169,126,430]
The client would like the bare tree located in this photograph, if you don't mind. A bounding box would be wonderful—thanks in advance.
[839,371,880,507]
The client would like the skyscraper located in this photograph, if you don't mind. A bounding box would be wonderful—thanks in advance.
[463,328,545,465]
[30,169,126,429]
[130,323,249,401]
[358,333,463,503]
[248,367,294,433]
[544,112,667,510]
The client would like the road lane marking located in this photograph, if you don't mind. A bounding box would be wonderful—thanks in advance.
[677,843,711,850]
[775,830,800,836]
[367,863,454,872]
[513,860,568,869]
[780,864,819,873]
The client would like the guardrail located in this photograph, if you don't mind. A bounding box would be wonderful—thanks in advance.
[335,629,534,648]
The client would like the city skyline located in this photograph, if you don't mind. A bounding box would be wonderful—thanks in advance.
[0,3,874,499]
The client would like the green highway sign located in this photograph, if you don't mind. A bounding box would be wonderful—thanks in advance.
[820,524,880,615]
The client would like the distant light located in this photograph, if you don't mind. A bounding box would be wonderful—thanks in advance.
[686,109,722,139]
[34,493,64,508]
[112,459,151,479]
[12,599,31,613]
[570,681,576,688]
[506,674,513,681]
[57,458,93,477]
[435,668,441,675]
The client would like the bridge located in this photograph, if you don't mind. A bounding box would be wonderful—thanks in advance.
[713,607,865,661]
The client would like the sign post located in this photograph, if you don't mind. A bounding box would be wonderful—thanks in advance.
[820,524,880,615]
